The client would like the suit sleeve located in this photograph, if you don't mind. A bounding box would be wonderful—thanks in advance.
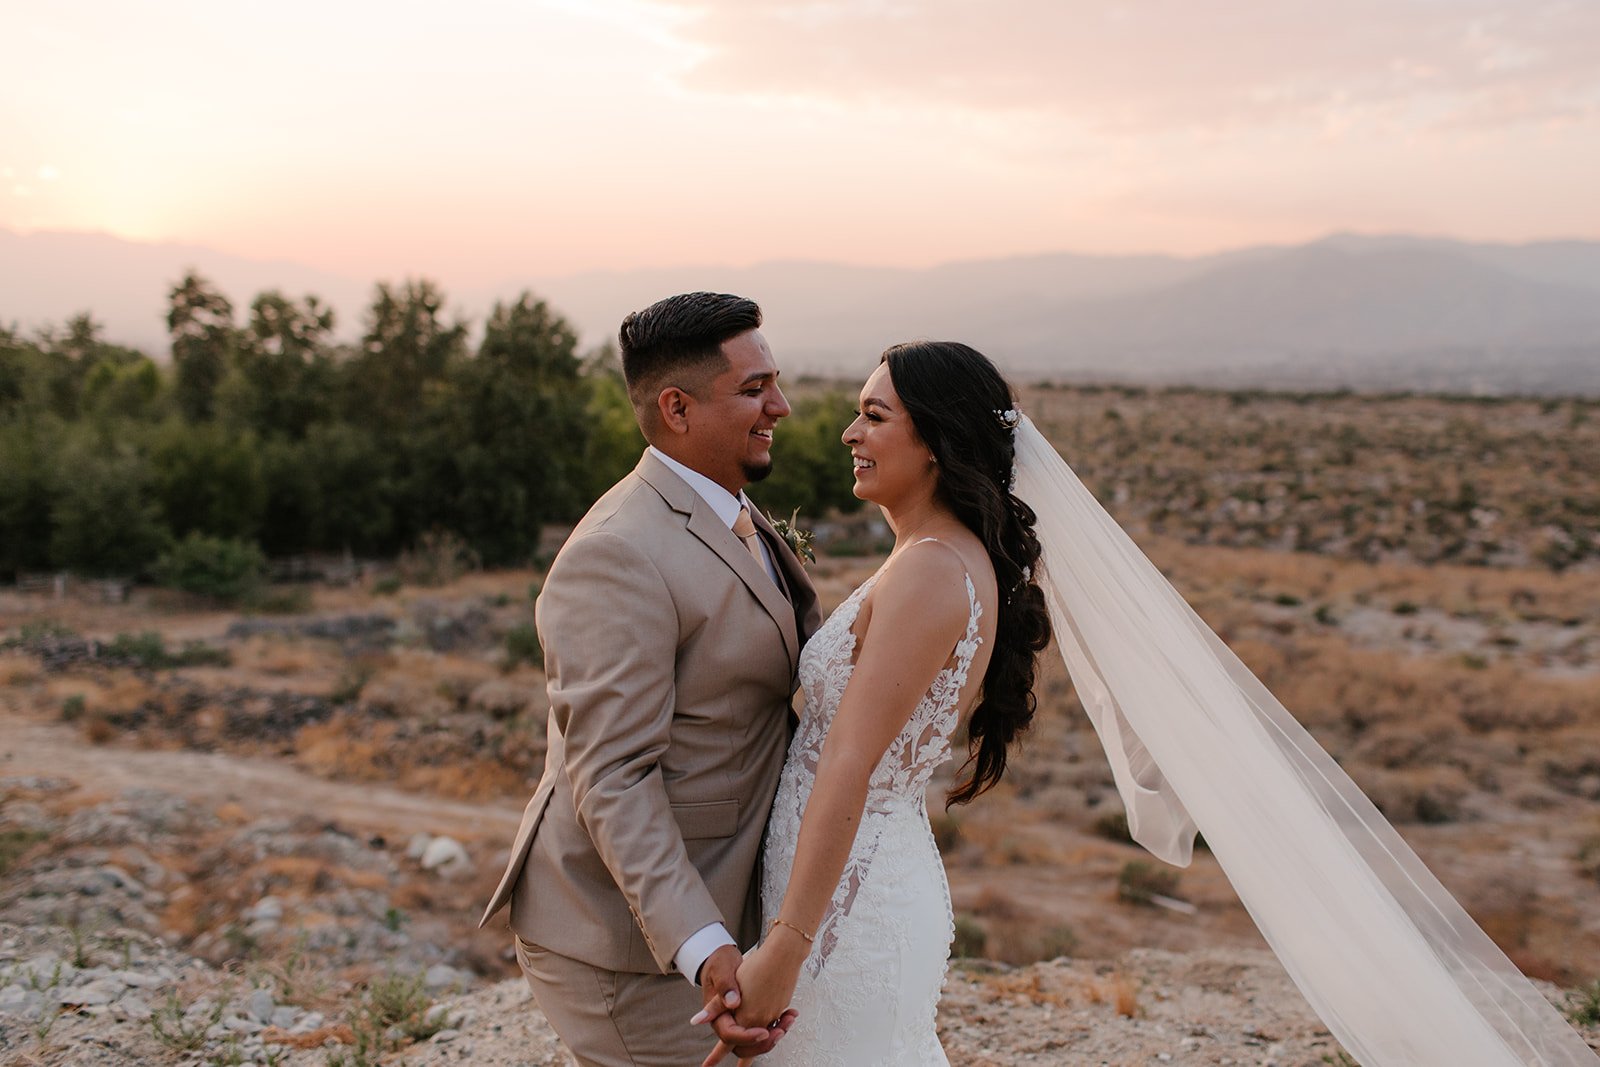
[537,529,724,971]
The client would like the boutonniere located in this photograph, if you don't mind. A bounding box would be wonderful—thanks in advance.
[766,508,816,565]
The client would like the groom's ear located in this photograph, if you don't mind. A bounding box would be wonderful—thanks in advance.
[657,386,693,436]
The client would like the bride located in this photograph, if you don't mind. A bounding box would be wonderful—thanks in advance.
[702,341,1598,1066]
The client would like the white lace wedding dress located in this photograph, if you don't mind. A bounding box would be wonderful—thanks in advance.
[760,548,983,1066]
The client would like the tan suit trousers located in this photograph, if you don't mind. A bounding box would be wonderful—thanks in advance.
[515,935,712,1067]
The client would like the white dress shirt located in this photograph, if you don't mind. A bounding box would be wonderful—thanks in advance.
[647,446,775,983]
[648,447,780,585]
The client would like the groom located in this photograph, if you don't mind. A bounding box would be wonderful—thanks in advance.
[480,292,822,1066]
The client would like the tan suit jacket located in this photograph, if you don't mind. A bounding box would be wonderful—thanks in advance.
[480,451,822,975]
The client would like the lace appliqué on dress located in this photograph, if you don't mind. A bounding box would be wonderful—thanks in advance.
[760,555,982,1067]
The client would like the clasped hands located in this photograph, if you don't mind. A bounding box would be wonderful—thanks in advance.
[693,938,806,1067]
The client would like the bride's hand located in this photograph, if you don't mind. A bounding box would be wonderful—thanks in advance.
[700,1008,797,1067]
[728,938,803,1032]
[699,933,807,1066]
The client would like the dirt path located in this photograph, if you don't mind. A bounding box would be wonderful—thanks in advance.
[0,711,522,843]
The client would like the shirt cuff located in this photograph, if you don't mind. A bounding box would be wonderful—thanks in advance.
[674,922,737,986]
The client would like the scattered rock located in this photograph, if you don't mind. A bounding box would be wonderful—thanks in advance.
[419,835,470,875]
[247,986,276,1022]
[59,977,124,1006]
[245,896,284,928]
[424,964,468,992]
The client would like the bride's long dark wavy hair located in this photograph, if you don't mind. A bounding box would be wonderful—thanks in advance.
[881,341,1052,806]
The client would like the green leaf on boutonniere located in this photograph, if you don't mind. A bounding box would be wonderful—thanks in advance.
[766,508,816,564]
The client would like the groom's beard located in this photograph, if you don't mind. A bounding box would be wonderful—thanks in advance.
[743,458,774,483]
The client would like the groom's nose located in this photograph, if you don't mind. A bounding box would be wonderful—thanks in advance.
[767,385,791,418]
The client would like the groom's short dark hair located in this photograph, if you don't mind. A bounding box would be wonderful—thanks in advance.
[619,292,762,431]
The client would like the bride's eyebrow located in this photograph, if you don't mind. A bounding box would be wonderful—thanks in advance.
[860,397,891,412]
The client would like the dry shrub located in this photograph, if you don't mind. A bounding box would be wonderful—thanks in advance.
[45,675,155,718]
[966,895,1082,966]
[251,855,339,895]
[1507,950,1568,985]
[1141,511,1600,620]
[1090,809,1134,844]
[231,636,334,677]
[1357,765,1471,824]
[1461,869,1545,973]
[293,712,539,800]
[161,885,224,941]
[215,802,249,824]
[971,886,1021,920]
[406,761,528,801]
[295,717,403,783]
[262,1023,356,1049]
[396,529,479,586]
[468,678,540,721]
[1537,729,1600,799]
[976,830,1057,867]
[1577,833,1600,886]
[84,715,119,744]
[981,970,1076,1007]
[246,855,387,897]
[434,669,491,709]
[1108,973,1140,1017]
[187,702,229,747]
[388,880,440,913]
[1117,860,1181,905]
[0,652,40,685]
[1351,728,1432,769]
[1233,629,1594,765]
[359,676,452,721]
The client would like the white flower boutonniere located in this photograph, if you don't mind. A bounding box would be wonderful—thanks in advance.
[767,508,816,564]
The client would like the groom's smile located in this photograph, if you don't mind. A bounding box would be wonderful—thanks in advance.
[679,328,790,493]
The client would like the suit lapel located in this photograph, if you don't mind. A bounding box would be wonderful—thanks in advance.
[637,454,801,671]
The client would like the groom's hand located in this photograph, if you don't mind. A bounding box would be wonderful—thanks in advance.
[701,1010,797,1067]
[695,946,788,1057]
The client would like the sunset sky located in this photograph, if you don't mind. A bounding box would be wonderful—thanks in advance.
[5,0,1600,284]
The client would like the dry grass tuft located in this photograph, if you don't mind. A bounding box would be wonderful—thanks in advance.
[405,762,529,801]
[215,802,249,824]
[295,719,403,783]
[0,652,41,685]
[262,1023,357,1048]
[230,635,337,677]
[292,713,537,801]
[971,887,1022,920]
[981,970,1077,1007]
[1109,972,1140,1018]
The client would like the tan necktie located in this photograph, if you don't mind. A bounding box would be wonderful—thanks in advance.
[732,505,764,566]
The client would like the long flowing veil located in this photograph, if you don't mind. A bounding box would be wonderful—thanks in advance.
[1010,414,1598,1066]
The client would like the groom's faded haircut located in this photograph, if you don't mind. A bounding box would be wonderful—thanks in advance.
[619,292,762,434]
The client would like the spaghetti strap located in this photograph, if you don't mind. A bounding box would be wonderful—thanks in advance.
[881,537,978,618]
[896,534,966,575]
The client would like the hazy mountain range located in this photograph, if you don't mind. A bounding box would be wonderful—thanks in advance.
[5,227,1599,394]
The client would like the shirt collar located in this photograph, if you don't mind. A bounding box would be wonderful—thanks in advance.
[648,446,749,530]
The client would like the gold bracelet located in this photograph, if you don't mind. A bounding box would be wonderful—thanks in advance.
[768,917,815,944]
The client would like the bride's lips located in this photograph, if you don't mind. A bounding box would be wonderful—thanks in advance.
[851,454,875,477]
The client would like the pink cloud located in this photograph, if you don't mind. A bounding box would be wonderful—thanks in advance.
[650,0,1600,133]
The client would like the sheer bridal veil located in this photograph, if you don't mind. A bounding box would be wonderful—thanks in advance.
[1009,415,1597,1066]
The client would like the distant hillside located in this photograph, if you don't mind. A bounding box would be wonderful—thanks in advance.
[4,228,1598,393]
